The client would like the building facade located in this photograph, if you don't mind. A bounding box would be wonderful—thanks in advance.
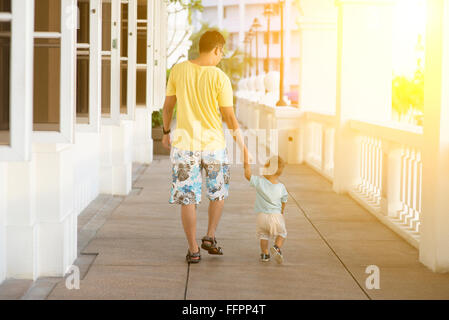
[0,0,168,283]
[193,0,301,100]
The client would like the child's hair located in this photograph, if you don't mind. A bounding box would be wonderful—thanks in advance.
[263,156,285,176]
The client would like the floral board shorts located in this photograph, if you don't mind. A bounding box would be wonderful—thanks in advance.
[169,147,230,205]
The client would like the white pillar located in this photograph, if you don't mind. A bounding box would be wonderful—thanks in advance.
[133,108,153,164]
[239,0,245,43]
[6,160,38,279]
[297,17,337,112]
[0,163,7,284]
[217,0,224,30]
[33,144,77,277]
[100,120,133,195]
[73,132,100,215]
[333,0,393,194]
[194,9,202,32]
[284,0,292,90]
[419,0,449,272]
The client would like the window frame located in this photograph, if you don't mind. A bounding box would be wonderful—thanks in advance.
[119,0,137,120]
[76,0,102,133]
[136,0,148,108]
[0,0,33,161]
[32,0,77,144]
[149,0,167,112]
[101,0,120,125]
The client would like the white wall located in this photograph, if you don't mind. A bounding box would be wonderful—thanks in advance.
[0,163,6,284]
[73,132,100,216]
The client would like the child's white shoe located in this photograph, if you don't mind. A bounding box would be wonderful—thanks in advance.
[270,245,284,264]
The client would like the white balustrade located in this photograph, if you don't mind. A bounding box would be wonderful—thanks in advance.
[234,83,424,247]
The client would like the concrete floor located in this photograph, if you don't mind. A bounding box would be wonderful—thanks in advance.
[3,156,449,300]
[50,156,449,300]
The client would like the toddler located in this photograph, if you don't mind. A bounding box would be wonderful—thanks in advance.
[244,156,288,264]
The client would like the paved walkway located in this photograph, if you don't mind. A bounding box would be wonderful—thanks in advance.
[39,156,449,300]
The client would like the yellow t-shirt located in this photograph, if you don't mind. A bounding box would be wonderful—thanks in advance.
[166,60,233,151]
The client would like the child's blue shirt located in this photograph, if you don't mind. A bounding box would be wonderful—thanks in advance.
[249,175,288,214]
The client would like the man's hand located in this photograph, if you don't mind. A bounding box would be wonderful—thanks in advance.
[162,133,171,150]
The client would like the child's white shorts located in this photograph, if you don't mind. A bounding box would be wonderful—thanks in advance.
[256,212,287,240]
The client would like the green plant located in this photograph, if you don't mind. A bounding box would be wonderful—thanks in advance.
[168,0,203,24]
[392,67,424,117]
[152,109,163,128]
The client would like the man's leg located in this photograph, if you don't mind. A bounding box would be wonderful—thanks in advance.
[181,204,199,255]
[206,199,224,239]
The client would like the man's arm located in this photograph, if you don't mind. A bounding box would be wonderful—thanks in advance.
[281,202,286,215]
[161,95,177,149]
[219,106,252,164]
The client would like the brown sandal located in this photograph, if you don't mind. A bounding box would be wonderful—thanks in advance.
[201,236,223,255]
[186,249,201,263]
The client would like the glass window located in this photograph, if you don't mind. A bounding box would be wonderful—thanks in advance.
[102,58,111,116]
[120,61,127,113]
[0,0,11,12]
[33,38,61,131]
[0,6,11,145]
[35,0,61,33]
[121,3,128,58]
[102,1,111,117]
[137,2,147,20]
[76,0,90,124]
[136,69,146,106]
[137,23,146,64]
[102,2,111,52]
[120,3,128,113]
[77,0,89,44]
[136,1,147,107]
[33,0,61,131]
[76,54,89,123]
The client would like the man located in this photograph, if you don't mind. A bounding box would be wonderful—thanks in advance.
[162,30,250,263]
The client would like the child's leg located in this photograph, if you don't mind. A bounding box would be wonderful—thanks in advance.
[260,239,269,254]
[275,236,285,249]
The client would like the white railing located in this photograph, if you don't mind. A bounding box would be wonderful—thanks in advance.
[303,112,336,181]
[236,78,423,248]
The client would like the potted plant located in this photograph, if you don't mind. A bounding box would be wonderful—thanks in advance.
[151,109,171,155]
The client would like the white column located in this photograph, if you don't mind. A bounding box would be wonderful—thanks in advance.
[239,0,245,43]
[333,0,393,194]
[420,0,449,272]
[194,9,202,32]
[6,160,38,279]
[133,108,153,164]
[33,144,77,277]
[284,0,292,90]
[100,120,133,196]
[73,132,100,215]
[217,0,224,30]
[0,163,7,284]
[297,17,337,113]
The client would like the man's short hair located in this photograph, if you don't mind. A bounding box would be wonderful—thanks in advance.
[199,30,226,53]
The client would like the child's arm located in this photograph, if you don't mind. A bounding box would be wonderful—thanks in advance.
[244,161,251,181]
[281,202,286,215]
